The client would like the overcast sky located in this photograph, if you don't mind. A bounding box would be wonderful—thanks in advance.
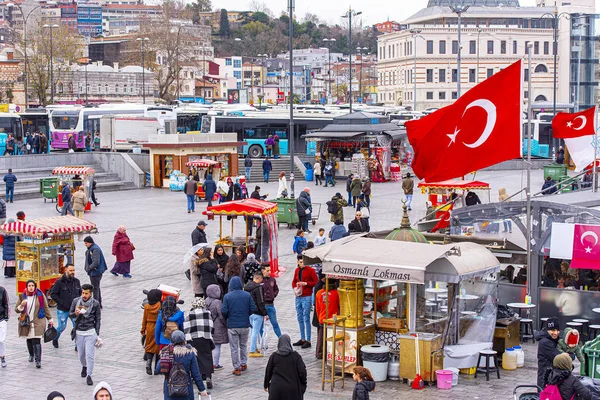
[219,0,543,26]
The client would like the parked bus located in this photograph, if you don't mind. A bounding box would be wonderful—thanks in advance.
[175,106,211,134]
[0,113,23,154]
[21,108,50,141]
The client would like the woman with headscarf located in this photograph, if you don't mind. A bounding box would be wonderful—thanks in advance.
[233,179,243,200]
[205,284,228,370]
[198,247,219,297]
[263,334,307,400]
[154,296,184,349]
[110,225,135,278]
[184,297,215,389]
[2,218,16,278]
[213,244,229,294]
[224,253,245,288]
[243,253,261,285]
[225,177,234,202]
[158,330,208,400]
[15,279,53,368]
[141,289,162,375]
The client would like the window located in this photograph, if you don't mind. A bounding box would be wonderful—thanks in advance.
[439,40,446,54]
[535,94,547,102]
[544,41,550,55]
[524,91,528,99]
[487,68,494,78]
[225,58,232,66]
[452,69,458,83]
[233,71,241,79]
[469,40,476,54]
[534,41,539,55]
[57,83,63,93]
[439,91,446,100]
[439,69,446,83]
[513,40,518,54]
[426,69,433,83]
[452,40,458,54]
[233,59,241,68]
[534,64,548,73]
[524,69,529,81]
[427,40,433,54]
[469,69,476,83]
[451,91,458,99]
[500,40,506,54]
[426,91,433,100]
[487,40,494,54]
[115,84,119,93]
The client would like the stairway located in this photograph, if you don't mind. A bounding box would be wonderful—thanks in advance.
[239,156,306,183]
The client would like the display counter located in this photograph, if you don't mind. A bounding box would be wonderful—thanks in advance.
[399,333,443,382]
[16,238,72,294]
[325,324,376,374]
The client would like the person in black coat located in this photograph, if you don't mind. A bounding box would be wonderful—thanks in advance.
[543,353,592,400]
[465,191,481,206]
[264,334,307,400]
[191,221,208,245]
[198,247,219,295]
[49,265,82,348]
[536,317,561,389]
[348,211,370,234]
[556,146,565,165]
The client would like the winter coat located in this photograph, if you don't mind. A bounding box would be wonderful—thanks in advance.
[0,286,8,321]
[296,191,311,216]
[263,159,272,172]
[199,259,219,293]
[243,261,261,285]
[352,380,376,400]
[0,198,6,219]
[314,163,322,176]
[69,297,101,334]
[202,175,217,200]
[244,280,267,316]
[557,149,565,164]
[346,177,353,192]
[16,290,52,338]
[244,158,253,168]
[558,328,585,366]
[292,266,318,297]
[2,235,15,261]
[262,276,279,305]
[465,192,481,206]
[536,330,560,388]
[189,254,203,296]
[264,351,307,400]
[329,195,347,223]
[3,173,16,188]
[205,284,228,344]
[141,302,161,354]
[72,190,87,212]
[191,227,207,246]
[61,185,72,203]
[329,224,347,241]
[84,243,107,277]
[362,181,371,196]
[293,236,307,254]
[350,178,363,197]
[542,179,558,195]
[154,309,185,346]
[348,217,370,233]
[112,231,134,263]
[159,345,206,400]
[184,179,197,196]
[221,276,256,329]
[402,177,414,195]
[277,177,288,198]
[544,368,592,400]
[49,274,82,312]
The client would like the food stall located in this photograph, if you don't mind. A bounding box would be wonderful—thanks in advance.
[203,199,282,277]
[185,159,222,202]
[51,166,96,213]
[0,215,98,298]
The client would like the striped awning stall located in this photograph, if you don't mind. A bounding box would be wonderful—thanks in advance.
[51,166,96,176]
[0,216,97,237]
[185,159,221,168]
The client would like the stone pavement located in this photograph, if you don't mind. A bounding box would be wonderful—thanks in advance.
[0,170,548,399]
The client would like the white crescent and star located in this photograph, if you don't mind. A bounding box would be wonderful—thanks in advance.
[581,230,598,254]
[447,99,498,148]
[572,115,587,131]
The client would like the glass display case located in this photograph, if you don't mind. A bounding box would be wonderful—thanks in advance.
[364,279,409,332]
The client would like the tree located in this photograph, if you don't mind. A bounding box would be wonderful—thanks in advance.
[185,0,212,24]
[251,11,270,25]
[219,9,230,37]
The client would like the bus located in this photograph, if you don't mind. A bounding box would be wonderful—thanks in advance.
[0,113,23,154]
[175,106,211,134]
[49,104,175,150]
[21,108,50,137]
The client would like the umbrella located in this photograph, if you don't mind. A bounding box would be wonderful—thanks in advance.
[183,243,209,266]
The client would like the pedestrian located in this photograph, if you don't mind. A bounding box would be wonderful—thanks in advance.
[141,289,161,375]
[49,264,81,348]
[244,155,253,180]
[32,133,39,155]
[70,283,101,386]
[263,334,307,400]
[83,236,108,308]
[90,179,99,207]
[328,192,347,223]
[68,134,76,153]
[350,175,363,208]
[556,146,565,165]
[542,176,558,195]
[314,228,327,246]
[85,132,92,152]
[216,177,228,203]
[348,210,370,233]
[402,173,414,210]
[246,272,268,358]
[224,253,245,287]
[6,134,14,155]
[2,219,16,278]
[558,328,585,370]
[3,168,16,203]
[243,253,261,285]
[92,382,114,399]
[188,247,204,297]
[184,297,215,389]
[536,317,560,389]
[0,284,8,367]
[61,183,74,216]
[72,186,87,218]
[16,279,54,368]
[241,181,249,199]
[222,276,256,375]
[110,225,134,278]
[154,296,185,349]
[250,185,267,200]
[543,353,592,400]
[362,178,371,207]
[214,245,229,292]
[273,133,280,159]
[296,187,312,233]
[352,366,376,400]
[345,174,354,206]
[206,284,227,371]
[265,135,274,158]
[93,132,100,151]
[293,229,307,255]
[202,174,217,207]
[39,132,49,154]
[184,175,198,214]
[313,159,322,186]
[261,264,282,338]
[329,219,348,241]
[191,220,208,246]
[465,191,481,206]
[323,162,335,187]
[262,157,273,183]
[277,171,288,198]
[314,277,339,359]
[158,330,208,400]
[356,195,370,226]
[198,246,219,297]
[292,257,318,349]
[47,391,65,400]
[232,178,243,200]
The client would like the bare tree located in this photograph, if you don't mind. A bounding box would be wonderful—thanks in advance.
[249,0,271,14]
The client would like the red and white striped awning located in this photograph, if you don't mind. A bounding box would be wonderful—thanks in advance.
[52,166,96,176]
[185,159,221,168]
[0,216,97,237]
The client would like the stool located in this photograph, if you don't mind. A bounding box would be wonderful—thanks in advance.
[589,325,600,339]
[520,319,535,343]
[540,317,549,331]
[475,349,500,381]
[572,319,590,341]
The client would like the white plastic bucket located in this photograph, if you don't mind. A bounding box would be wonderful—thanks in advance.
[447,367,459,386]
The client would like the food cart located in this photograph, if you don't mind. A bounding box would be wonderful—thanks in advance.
[51,166,96,213]
[0,215,98,299]
[203,199,282,277]
[185,159,223,202]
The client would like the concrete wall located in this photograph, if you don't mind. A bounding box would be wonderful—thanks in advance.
[481,159,548,171]
[128,153,150,172]
[0,153,95,171]
[92,153,145,189]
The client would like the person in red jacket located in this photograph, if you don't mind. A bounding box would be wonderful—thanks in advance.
[291,256,318,349]
[110,226,135,278]
[315,278,339,359]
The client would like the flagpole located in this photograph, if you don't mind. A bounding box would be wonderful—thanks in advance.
[526,43,533,295]
[594,107,598,192]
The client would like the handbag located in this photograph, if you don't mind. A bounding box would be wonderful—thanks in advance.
[70,328,76,341]
[293,285,303,297]
[281,189,288,198]
[43,326,58,343]
[19,313,31,328]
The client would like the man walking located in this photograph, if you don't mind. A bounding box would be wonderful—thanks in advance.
[50,264,81,348]
[262,157,272,183]
[245,272,268,357]
[0,284,9,367]
[323,162,335,187]
[61,183,74,216]
[261,265,282,338]
[184,175,198,214]
[191,220,208,245]
[83,237,107,309]
[221,276,256,376]
[3,168,16,203]
[296,187,312,233]
[0,196,6,226]
[70,283,101,386]
[244,155,253,180]
[402,172,414,211]
[292,257,318,349]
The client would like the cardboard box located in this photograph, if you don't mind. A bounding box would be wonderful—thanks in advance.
[377,318,405,331]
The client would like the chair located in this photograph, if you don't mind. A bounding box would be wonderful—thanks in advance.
[520,319,535,343]
[474,349,500,381]
[572,319,590,341]
[589,324,600,339]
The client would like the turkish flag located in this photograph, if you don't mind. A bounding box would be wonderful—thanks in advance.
[571,224,600,270]
[406,60,522,182]
[552,106,597,138]
[430,210,451,233]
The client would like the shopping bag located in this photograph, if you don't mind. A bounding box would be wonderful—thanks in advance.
[261,320,270,354]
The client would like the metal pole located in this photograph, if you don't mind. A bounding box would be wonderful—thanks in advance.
[526,43,533,293]
[413,35,417,111]
[476,29,480,83]
[359,51,363,103]
[141,40,145,104]
[552,11,558,154]
[203,49,206,103]
[349,10,353,113]
[594,109,598,192]
[50,27,54,104]
[457,12,462,97]
[288,0,295,198]
[85,62,88,105]
[575,14,584,112]
[23,12,28,107]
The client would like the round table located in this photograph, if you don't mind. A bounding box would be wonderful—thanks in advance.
[457,294,479,300]
[426,288,448,310]
[592,308,600,314]
[507,302,536,318]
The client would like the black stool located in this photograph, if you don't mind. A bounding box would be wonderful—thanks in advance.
[573,319,590,341]
[520,319,535,342]
[475,349,500,381]
[540,317,549,330]
[589,324,600,339]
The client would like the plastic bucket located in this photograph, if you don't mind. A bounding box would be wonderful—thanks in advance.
[447,367,459,386]
[436,370,453,389]
[361,344,390,382]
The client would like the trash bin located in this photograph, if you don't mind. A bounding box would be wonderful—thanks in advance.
[583,337,600,378]
[543,164,567,181]
[361,344,390,382]
[304,162,314,182]
[269,197,299,229]
[40,177,58,203]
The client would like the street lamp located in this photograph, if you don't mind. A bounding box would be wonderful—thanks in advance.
[257,53,267,107]
[356,46,368,104]
[323,38,336,103]
[136,37,149,104]
[409,29,424,111]
[342,7,362,113]
[42,23,59,104]
[573,14,587,112]
[450,4,469,97]
[77,57,90,105]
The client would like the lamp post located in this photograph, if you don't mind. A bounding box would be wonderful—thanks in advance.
[172,25,184,103]
[257,53,267,108]
[77,57,90,105]
[356,46,368,104]
[409,29,423,111]
[288,0,295,198]
[450,4,469,97]
[136,37,149,104]
[42,23,59,104]
[342,7,362,113]
[323,38,336,103]
[574,14,587,112]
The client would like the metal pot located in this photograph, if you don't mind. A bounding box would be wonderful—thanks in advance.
[387,350,400,381]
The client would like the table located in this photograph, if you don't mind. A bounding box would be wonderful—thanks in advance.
[592,308,600,314]
[507,303,536,318]
[457,294,479,300]
[426,288,449,312]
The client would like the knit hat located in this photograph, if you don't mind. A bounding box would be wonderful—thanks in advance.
[247,253,256,262]
[147,289,162,306]
[170,330,186,345]
[553,353,573,370]
[566,329,580,346]
[546,317,560,331]
[83,236,95,244]
[47,392,65,400]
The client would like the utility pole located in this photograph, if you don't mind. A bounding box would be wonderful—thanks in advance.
[342,7,362,113]
[450,5,469,97]
[288,0,295,198]
[526,42,533,298]
[137,37,149,104]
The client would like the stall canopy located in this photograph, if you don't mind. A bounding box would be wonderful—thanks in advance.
[185,159,221,168]
[52,166,96,175]
[0,215,97,237]
[203,199,277,216]
[417,180,491,191]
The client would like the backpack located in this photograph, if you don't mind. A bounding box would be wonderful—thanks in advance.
[167,361,189,397]
[540,383,571,400]
[163,321,178,339]
[326,200,340,215]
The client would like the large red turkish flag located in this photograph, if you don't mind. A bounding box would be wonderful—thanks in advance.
[571,224,600,270]
[406,60,522,181]
[552,106,596,138]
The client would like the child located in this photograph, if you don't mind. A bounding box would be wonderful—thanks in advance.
[536,317,560,389]
[352,366,375,400]
[558,328,585,370]
[292,229,307,255]
[241,181,248,199]
[314,228,327,246]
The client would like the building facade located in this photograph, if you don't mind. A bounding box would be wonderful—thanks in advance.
[375,20,401,33]
[77,3,102,37]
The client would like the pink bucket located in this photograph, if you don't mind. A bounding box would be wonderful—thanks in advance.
[436,370,453,389]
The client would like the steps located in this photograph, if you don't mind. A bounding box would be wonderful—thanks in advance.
[239,156,306,183]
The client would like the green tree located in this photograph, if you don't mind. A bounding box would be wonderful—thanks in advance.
[185,0,212,24]
[251,11,270,25]
[219,9,230,37]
